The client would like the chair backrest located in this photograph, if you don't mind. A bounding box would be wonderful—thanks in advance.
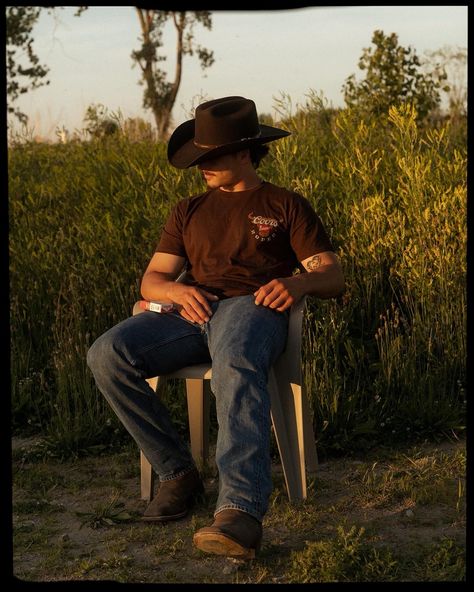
[274,296,306,385]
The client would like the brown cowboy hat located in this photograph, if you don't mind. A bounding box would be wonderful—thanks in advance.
[167,96,290,169]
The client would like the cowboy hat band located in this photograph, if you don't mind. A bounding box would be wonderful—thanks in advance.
[167,96,290,169]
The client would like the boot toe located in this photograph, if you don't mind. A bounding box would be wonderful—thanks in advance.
[193,509,262,558]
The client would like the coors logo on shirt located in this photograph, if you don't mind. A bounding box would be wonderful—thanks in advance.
[248,212,281,241]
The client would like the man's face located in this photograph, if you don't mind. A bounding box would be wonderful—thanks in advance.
[197,152,245,190]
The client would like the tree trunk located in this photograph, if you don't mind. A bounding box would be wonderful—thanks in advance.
[135,9,185,140]
[156,12,185,139]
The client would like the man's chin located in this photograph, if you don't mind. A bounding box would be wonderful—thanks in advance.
[204,178,219,189]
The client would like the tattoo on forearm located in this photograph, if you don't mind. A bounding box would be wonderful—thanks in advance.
[307,255,322,271]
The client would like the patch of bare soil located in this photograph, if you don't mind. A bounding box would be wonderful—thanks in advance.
[11,436,466,584]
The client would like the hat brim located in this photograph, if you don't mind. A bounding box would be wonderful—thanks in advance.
[167,119,290,169]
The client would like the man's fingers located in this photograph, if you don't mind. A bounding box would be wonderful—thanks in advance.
[267,292,289,309]
[193,290,218,316]
[256,284,285,308]
[181,288,219,324]
[172,286,218,323]
[185,299,210,323]
[201,290,219,302]
[181,306,207,324]
[275,298,294,312]
[254,279,295,310]
[179,308,194,323]
[254,282,275,305]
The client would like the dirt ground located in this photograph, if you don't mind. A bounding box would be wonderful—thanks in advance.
[11,435,466,584]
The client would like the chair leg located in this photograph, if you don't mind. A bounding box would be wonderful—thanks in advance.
[140,450,154,502]
[268,370,306,502]
[185,378,211,467]
[301,387,318,472]
[289,382,308,498]
[139,376,166,501]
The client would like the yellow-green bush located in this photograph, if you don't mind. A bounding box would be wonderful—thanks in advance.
[9,101,466,455]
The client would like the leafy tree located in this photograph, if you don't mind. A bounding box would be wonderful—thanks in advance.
[423,45,467,118]
[121,116,155,142]
[81,103,155,142]
[342,30,449,121]
[132,10,215,139]
[6,7,213,137]
[82,104,119,139]
[6,6,87,125]
[6,6,50,124]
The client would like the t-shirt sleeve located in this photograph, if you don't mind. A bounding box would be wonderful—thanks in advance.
[288,194,334,262]
[155,201,187,257]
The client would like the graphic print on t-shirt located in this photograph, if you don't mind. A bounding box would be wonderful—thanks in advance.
[247,212,282,242]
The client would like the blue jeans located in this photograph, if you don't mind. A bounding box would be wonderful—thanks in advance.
[87,294,289,522]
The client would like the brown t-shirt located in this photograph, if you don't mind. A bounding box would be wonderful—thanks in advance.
[156,181,334,299]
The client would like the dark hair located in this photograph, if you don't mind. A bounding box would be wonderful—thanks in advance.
[249,144,270,168]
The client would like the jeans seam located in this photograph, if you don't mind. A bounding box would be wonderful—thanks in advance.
[253,319,282,515]
[129,332,203,367]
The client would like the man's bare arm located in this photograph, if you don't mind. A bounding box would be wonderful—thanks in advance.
[253,251,345,312]
[141,252,218,324]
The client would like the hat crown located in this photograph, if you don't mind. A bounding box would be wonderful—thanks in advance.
[194,96,260,148]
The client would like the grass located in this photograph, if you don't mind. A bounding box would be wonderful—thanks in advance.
[287,525,400,582]
[11,436,466,583]
[351,448,466,509]
[8,98,467,459]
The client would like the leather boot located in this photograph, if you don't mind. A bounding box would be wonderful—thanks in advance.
[193,509,262,559]
[142,468,204,522]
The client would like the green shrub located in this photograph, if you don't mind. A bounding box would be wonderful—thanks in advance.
[9,100,467,456]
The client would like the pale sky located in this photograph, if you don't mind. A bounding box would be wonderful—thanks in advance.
[10,5,468,141]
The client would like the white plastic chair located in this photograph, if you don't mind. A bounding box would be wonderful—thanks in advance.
[133,295,318,503]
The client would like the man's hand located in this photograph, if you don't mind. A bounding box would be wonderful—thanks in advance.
[253,277,303,312]
[254,252,346,310]
[167,283,219,324]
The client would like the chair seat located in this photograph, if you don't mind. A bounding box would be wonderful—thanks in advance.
[166,364,213,380]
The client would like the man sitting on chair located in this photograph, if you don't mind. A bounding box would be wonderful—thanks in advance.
[87,96,345,559]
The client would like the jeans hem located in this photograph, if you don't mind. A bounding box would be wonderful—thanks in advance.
[214,504,262,523]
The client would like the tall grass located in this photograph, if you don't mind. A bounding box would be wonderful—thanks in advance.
[293,102,466,453]
[9,99,467,457]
